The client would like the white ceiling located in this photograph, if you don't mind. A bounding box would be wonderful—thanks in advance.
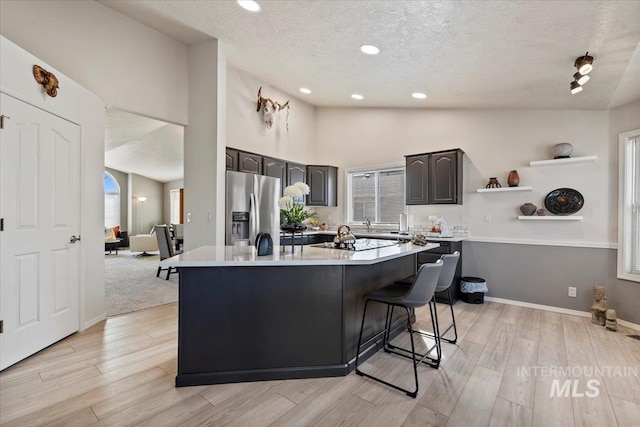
[101,1,640,182]
[105,108,184,183]
[100,0,640,110]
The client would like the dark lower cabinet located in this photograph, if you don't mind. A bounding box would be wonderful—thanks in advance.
[417,241,462,304]
[225,148,238,171]
[263,156,287,195]
[238,151,262,174]
[405,149,464,205]
[307,165,337,206]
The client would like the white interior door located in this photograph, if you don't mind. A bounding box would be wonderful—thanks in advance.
[0,93,81,370]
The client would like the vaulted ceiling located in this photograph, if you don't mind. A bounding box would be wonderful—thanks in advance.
[101,1,640,182]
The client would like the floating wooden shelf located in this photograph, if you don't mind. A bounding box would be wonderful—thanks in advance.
[529,155,597,167]
[477,186,533,193]
[517,216,583,221]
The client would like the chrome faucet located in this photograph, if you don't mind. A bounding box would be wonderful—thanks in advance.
[364,218,371,232]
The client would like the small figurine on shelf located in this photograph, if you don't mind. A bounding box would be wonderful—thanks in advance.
[486,177,501,188]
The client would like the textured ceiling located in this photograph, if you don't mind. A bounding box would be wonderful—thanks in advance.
[105,108,184,183]
[100,0,640,110]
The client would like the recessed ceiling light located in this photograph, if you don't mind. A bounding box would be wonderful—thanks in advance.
[299,88,311,94]
[351,94,364,100]
[570,81,583,95]
[412,92,427,99]
[237,0,260,12]
[360,45,380,55]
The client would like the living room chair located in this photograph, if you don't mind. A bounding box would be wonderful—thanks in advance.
[155,225,182,280]
[129,233,158,256]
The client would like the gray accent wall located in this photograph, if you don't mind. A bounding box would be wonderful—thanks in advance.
[463,241,639,325]
[106,167,129,232]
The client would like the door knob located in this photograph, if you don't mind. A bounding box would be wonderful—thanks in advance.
[70,235,81,243]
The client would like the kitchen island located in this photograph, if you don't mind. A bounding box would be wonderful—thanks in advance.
[161,241,439,387]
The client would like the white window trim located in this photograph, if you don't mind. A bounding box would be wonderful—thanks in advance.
[344,162,406,226]
[618,128,640,282]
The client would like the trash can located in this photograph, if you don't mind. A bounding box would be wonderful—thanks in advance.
[460,277,488,304]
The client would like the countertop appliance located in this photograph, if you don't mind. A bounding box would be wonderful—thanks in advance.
[226,171,281,246]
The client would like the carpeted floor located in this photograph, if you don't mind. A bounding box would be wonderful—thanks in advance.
[104,249,178,316]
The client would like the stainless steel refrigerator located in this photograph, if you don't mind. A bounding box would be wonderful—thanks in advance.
[226,171,281,246]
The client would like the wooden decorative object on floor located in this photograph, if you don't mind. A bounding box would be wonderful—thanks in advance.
[605,309,618,331]
[590,285,607,326]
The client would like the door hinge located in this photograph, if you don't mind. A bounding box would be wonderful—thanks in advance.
[0,320,3,334]
[0,218,3,231]
[0,115,8,129]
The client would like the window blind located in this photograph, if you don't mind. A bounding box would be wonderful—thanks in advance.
[348,168,405,223]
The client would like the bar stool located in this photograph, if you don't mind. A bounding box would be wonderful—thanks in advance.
[355,260,442,398]
[396,251,460,347]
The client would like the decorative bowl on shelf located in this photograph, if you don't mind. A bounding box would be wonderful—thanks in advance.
[551,143,573,159]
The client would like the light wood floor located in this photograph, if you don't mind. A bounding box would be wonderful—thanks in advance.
[1,301,639,427]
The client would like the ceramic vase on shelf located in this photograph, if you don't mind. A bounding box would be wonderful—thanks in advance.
[486,177,501,188]
[507,170,520,187]
[520,202,537,216]
[552,142,573,159]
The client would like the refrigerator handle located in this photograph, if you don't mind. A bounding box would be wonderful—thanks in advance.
[250,192,258,244]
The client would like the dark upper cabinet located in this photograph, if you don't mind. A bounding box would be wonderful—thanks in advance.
[263,156,287,195]
[307,165,337,206]
[429,149,463,204]
[406,149,464,205]
[238,151,262,174]
[286,162,306,187]
[226,148,239,171]
[405,155,429,205]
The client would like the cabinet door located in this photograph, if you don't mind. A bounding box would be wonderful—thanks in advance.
[287,162,306,186]
[429,150,462,204]
[307,166,337,206]
[238,151,262,174]
[263,156,287,195]
[225,148,239,171]
[405,155,429,205]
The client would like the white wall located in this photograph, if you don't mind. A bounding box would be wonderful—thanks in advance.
[0,0,188,125]
[129,174,164,235]
[164,179,184,223]
[316,108,612,247]
[226,67,317,164]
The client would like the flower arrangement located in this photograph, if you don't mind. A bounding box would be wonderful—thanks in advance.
[278,182,318,225]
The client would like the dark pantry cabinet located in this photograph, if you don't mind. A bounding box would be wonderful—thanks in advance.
[405,149,464,205]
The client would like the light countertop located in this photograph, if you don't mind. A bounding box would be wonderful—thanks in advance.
[161,240,440,267]
[287,230,468,242]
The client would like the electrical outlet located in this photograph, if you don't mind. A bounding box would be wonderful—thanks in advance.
[568,286,577,297]
[483,214,491,223]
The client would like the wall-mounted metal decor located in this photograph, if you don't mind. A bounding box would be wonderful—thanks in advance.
[33,65,59,97]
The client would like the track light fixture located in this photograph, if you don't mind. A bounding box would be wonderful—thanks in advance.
[570,52,594,94]
[573,72,590,86]
[574,52,594,75]
[570,81,583,94]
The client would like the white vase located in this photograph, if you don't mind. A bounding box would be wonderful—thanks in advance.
[552,143,573,159]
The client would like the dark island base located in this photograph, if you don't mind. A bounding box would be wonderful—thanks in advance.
[176,255,416,387]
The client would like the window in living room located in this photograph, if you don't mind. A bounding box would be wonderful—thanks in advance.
[618,128,640,282]
[170,189,181,224]
[104,171,120,228]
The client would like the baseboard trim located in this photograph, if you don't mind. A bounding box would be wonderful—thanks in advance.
[84,313,107,330]
[483,296,640,331]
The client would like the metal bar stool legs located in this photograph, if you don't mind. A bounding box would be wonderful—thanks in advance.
[355,302,441,398]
